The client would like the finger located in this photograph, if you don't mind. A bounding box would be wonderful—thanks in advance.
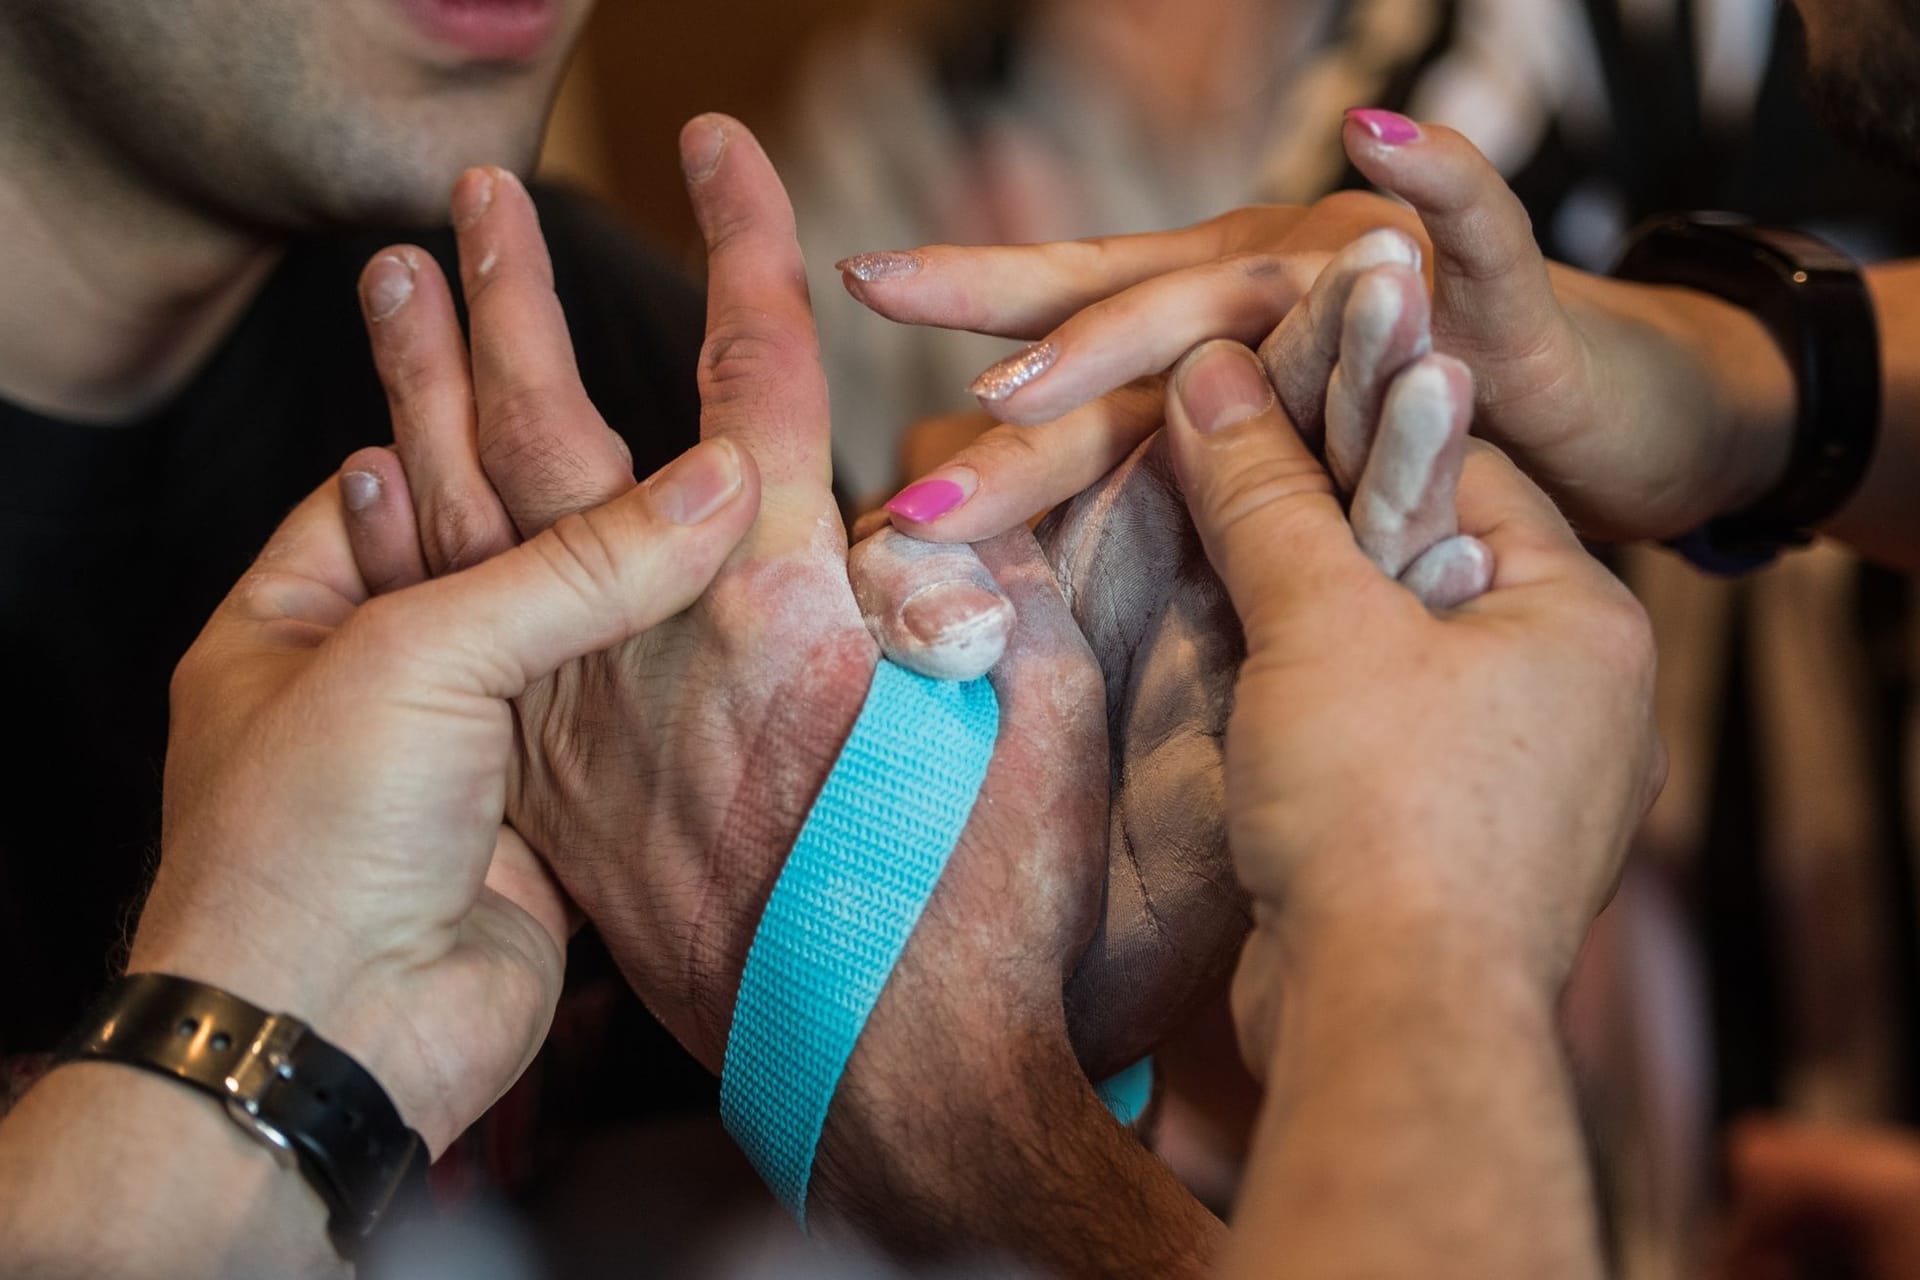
[1161,339,1377,650]
[360,245,518,575]
[961,255,1322,426]
[1349,354,1472,578]
[1342,111,1563,366]
[214,476,372,639]
[1448,441,1601,595]
[1255,228,1424,447]
[849,528,1015,681]
[1324,263,1434,493]
[365,439,760,699]
[1728,1118,1920,1228]
[1398,535,1494,610]
[882,379,1166,543]
[453,166,634,537]
[483,827,575,955]
[837,206,1304,338]
[339,447,429,595]
[682,114,833,500]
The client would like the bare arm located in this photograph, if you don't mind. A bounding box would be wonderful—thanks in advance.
[1224,919,1599,1280]
[0,1065,342,1279]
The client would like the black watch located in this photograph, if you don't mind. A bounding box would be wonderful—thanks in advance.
[61,972,430,1261]
[1611,214,1880,574]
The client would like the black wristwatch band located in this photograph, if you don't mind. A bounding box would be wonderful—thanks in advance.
[61,972,430,1260]
[1611,214,1880,574]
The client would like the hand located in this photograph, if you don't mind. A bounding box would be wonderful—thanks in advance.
[847,110,1793,546]
[131,434,757,1156]
[345,118,1121,1205]
[1716,1118,1920,1280]
[1154,336,1663,1051]
[1029,254,1492,1062]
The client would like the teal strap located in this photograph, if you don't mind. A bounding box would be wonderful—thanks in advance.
[1096,1055,1155,1128]
[720,660,999,1223]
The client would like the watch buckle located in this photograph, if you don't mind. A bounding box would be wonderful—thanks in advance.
[221,1012,308,1168]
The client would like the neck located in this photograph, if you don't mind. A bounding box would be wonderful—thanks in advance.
[0,88,281,424]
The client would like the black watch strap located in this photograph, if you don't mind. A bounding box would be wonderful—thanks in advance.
[61,972,430,1260]
[1612,214,1880,573]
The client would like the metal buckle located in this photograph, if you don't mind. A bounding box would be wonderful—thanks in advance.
[221,1012,308,1170]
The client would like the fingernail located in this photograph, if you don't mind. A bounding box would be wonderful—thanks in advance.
[1346,108,1421,145]
[884,473,972,524]
[362,252,415,322]
[681,114,728,183]
[969,341,1058,402]
[341,470,381,512]
[650,439,742,525]
[451,168,496,231]
[837,251,922,282]
[901,581,1007,647]
[1174,341,1276,435]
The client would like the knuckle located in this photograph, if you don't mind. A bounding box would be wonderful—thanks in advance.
[697,316,818,401]
[427,498,501,573]
[536,508,631,606]
[1203,451,1337,534]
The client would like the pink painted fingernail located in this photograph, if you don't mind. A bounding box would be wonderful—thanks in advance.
[1346,108,1421,145]
[837,251,923,282]
[969,341,1058,402]
[885,474,971,524]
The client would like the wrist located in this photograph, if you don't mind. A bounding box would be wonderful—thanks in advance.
[124,927,426,1145]
[1235,895,1563,1066]
[1670,286,1798,519]
[0,1061,343,1278]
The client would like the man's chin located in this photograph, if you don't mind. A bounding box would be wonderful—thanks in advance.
[1804,58,1920,177]
[1796,2,1920,178]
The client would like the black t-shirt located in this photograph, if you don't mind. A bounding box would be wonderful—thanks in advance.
[0,186,705,1063]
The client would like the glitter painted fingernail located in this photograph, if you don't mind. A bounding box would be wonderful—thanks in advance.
[837,251,923,282]
[968,341,1059,402]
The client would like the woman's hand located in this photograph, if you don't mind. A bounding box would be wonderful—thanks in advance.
[849,110,1794,548]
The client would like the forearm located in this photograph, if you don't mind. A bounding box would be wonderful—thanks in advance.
[1553,265,1794,540]
[814,966,1223,1276]
[1224,914,1601,1280]
[0,1062,339,1280]
[1823,260,1920,567]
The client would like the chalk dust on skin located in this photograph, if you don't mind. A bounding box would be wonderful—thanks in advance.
[1350,355,1468,578]
[1038,434,1252,1077]
[1325,262,1432,492]
[848,528,1015,680]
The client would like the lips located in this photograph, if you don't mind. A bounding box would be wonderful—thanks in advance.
[395,0,559,63]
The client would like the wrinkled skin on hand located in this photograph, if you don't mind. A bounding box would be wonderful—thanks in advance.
[1042,434,1247,1073]
[960,257,1484,1072]
[346,121,1111,1087]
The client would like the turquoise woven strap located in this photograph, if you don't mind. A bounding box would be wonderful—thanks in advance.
[719,660,999,1222]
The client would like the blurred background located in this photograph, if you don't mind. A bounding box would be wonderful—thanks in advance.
[505,2,1920,1277]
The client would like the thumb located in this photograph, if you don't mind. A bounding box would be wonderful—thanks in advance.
[360,438,760,698]
[1342,110,1564,366]
[1163,339,1377,649]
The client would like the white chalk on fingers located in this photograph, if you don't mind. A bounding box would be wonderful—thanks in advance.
[1399,534,1494,610]
[849,528,1016,681]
